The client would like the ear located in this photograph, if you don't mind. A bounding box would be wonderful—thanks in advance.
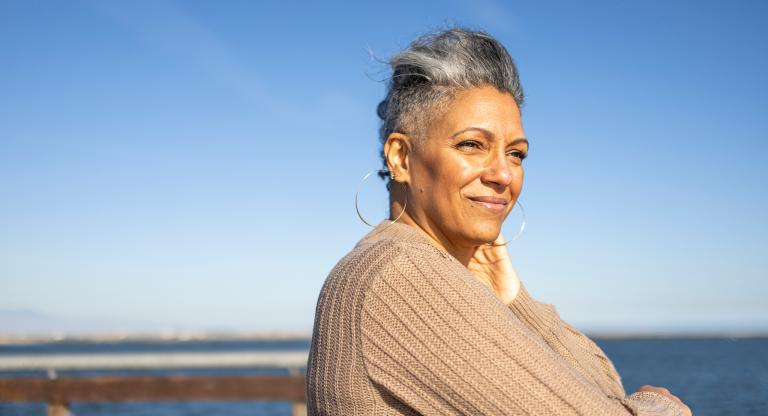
[383,132,413,183]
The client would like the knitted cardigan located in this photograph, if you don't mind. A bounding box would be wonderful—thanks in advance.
[306,221,686,415]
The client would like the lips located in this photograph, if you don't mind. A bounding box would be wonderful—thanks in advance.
[469,196,509,205]
[467,195,509,212]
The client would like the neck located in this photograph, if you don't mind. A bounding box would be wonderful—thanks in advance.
[391,210,476,267]
[388,185,477,266]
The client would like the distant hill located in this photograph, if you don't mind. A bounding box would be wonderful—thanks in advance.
[0,308,312,342]
[1,308,763,343]
[0,308,72,334]
[0,308,172,338]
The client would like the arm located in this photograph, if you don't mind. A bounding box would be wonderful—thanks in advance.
[528,300,692,415]
[360,242,687,416]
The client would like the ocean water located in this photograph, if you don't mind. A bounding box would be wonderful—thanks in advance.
[0,337,766,415]
[598,338,768,415]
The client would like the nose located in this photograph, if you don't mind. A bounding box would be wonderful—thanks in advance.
[481,150,514,189]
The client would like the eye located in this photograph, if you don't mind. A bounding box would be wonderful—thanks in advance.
[507,150,528,162]
[456,140,482,151]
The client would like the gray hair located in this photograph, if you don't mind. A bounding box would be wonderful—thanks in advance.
[376,26,525,184]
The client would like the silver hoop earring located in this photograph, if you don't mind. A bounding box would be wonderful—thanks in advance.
[355,169,408,228]
[487,200,526,246]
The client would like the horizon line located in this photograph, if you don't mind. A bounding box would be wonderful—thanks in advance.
[2,329,768,345]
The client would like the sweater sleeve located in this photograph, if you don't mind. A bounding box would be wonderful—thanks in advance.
[359,242,686,416]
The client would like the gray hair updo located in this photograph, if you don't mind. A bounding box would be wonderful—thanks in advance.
[376,27,525,184]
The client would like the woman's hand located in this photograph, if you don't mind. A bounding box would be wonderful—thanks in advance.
[467,234,521,305]
[636,385,692,416]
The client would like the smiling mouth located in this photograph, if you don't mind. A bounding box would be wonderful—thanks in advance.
[467,196,509,212]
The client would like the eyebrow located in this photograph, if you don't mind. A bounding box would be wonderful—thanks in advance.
[451,126,529,146]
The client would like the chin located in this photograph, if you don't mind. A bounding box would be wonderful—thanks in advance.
[462,221,502,245]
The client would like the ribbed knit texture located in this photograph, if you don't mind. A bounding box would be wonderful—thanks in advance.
[306,221,686,415]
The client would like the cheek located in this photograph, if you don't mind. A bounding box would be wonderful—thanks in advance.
[428,157,486,208]
[418,154,474,187]
[439,155,479,187]
[456,159,477,179]
[515,168,525,192]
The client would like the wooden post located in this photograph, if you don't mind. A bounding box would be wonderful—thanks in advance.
[292,401,307,416]
[46,403,70,416]
[287,367,307,416]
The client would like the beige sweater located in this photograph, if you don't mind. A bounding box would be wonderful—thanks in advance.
[306,221,686,415]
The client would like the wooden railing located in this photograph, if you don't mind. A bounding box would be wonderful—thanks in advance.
[0,351,309,416]
[0,374,307,416]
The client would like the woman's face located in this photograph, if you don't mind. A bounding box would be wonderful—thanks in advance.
[405,85,528,248]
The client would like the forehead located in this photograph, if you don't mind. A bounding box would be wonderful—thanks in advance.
[431,86,523,137]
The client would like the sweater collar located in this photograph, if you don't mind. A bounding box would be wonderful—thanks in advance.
[359,220,444,250]
[358,220,556,326]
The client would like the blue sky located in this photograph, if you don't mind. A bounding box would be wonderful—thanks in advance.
[1,0,766,335]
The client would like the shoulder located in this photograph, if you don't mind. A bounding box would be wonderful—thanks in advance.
[361,238,457,284]
[320,237,457,302]
[317,238,433,299]
[327,238,448,286]
[311,237,457,344]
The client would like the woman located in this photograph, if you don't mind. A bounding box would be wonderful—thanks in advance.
[306,27,692,416]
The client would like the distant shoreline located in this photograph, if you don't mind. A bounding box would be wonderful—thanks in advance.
[1,330,767,345]
[0,330,313,345]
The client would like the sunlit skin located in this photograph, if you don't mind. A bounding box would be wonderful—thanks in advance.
[384,85,527,304]
[382,85,692,416]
